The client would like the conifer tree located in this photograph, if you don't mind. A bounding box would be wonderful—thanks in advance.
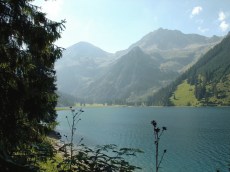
[0,0,65,153]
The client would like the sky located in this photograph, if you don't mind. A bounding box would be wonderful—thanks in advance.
[33,0,230,53]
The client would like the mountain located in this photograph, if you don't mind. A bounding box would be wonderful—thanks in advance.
[56,41,112,69]
[55,42,115,95]
[130,28,220,50]
[80,47,178,103]
[56,29,223,105]
[134,28,222,73]
[146,33,230,106]
[116,28,222,72]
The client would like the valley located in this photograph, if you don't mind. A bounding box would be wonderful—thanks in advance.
[56,28,226,106]
[55,28,228,105]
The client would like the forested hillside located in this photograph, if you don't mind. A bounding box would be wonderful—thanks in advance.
[146,33,230,106]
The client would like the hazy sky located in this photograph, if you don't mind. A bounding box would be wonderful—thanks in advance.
[33,0,230,53]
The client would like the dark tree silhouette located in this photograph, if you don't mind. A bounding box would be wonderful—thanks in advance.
[0,0,65,168]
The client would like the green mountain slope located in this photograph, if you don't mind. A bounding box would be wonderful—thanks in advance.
[146,33,230,106]
[84,47,178,103]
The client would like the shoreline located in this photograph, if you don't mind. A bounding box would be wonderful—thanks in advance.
[56,105,230,111]
[47,131,65,154]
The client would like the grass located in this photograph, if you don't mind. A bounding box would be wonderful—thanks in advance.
[55,107,70,111]
[37,136,66,172]
[12,136,64,172]
[170,80,200,106]
[170,76,230,106]
[38,153,62,172]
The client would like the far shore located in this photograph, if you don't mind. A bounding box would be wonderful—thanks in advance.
[55,104,127,111]
[55,104,230,111]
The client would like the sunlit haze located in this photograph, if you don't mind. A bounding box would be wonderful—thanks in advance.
[33,0,230,53]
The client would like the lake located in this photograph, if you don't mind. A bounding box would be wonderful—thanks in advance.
[56,107,230,172]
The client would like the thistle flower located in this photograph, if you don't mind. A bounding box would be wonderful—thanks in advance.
[151,120,157,127]
[154,127,160,133]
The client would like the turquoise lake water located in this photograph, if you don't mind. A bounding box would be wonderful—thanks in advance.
[56,107,230,172]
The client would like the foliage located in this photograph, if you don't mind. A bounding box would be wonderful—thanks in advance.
[0,138,57,171]
[57,107,143,172]
[71,144,142,172]
[57,144,143,172]
[0,0,65,169]
[65,107,84,170]
[14,140,55,165]
[38,150,63,172]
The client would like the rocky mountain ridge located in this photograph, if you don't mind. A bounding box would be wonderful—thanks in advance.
[56,28,222,104]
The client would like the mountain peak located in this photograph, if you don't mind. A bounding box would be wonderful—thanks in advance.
[124,46,147,59]
[120,46,155,64]
[154,28,182,34]
[62,41,111,60]
[68,41,100,50]
[75,41,94,46]
[129,28,221,51]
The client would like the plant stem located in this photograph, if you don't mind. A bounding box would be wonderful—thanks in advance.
[156,132,159,172]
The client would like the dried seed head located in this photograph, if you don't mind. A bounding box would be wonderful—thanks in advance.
[151,120,157,127]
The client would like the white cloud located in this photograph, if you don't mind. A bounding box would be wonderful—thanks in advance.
[219,21,229,31]
[217,11,229,32]
[218,11,226,21]
[190,6,203,18]
[198,27,209,33]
